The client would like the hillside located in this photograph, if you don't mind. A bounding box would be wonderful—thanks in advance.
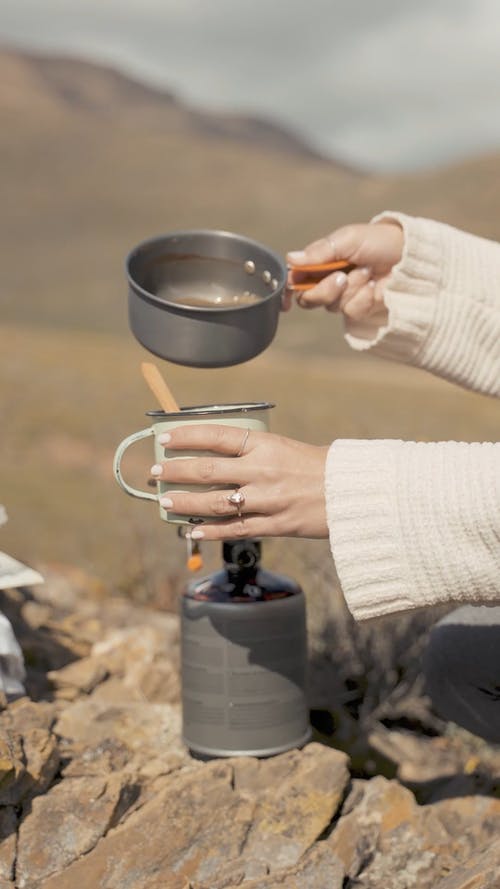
[2,48,500,354]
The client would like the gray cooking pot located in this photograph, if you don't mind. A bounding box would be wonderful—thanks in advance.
[126,230,286,368]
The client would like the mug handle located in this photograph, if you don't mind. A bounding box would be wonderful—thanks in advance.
[113,427,157,502]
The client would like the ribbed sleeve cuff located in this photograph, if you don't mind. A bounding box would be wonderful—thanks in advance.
[325,439,500,621]
[344,212,441,361]
[345,212,500,396]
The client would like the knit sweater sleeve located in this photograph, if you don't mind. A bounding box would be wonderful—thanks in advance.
[344,212,500,397]
[325,440,500,620]
[326,215,500,620]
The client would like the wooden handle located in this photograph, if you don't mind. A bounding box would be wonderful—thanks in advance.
[141,362,180,413]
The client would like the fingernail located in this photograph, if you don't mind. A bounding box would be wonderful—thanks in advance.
[158,433,171,446]
[159,496,174,508]
[150,464,163,477]
[287,250,307,264]
[335,271,348,287]
[190,529,204,539]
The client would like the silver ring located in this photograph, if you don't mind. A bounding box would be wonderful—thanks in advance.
[236,428,250,458]
[227,489,245,518]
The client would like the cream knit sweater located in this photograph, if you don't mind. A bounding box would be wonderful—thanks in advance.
[325,212,500,620]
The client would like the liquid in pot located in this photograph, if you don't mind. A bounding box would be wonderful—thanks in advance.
[156,282,262,308]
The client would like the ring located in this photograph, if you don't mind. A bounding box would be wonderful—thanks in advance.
[236,429,250,458]
[227,489,245,518]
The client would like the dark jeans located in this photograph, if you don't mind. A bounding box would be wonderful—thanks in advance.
[423,605,500,744]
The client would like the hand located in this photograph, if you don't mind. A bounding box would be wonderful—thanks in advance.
[150,424,330,540]
[285,221,403,319]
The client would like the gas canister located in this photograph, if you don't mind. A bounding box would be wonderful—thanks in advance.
[181,538,311,758]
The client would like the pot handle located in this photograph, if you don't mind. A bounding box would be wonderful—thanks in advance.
[113,427,157,502]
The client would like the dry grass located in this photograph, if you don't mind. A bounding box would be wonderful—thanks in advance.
[1,321,498,605]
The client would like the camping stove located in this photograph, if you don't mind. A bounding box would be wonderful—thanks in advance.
[180,537,311,759]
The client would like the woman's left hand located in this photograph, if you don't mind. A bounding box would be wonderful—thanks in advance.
[150,424,330,540]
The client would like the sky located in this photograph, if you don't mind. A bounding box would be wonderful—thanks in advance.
[2,0,500,172]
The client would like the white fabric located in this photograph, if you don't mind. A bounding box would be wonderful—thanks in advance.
[326,213,500,620]
[0,612,26,696]
[0,504,38,696]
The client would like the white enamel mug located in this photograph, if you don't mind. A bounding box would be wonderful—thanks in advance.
[113,402,274,525]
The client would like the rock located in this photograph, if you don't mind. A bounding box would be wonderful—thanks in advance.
[90,624,180,704]
[47,656,109,699]
[434,836,500,888]
[16,774,137,888]
[45,623,181,706]
[0,729,21,802]
[36,745,349,889]
[0,806,17,883]
[61,736,131,778]
[327,776,451,887]
[368,725,463,785]
[38,761,254,889]
[91,620,179,662]
[54,698,186,769]
[234,743,349,871]
[327,774,500,889]
[21,727,60,796]
[121,653,181,704]
[4,565,500,889]
[430,791,500,864]
[4,699,58,734]
[0,699,60,812]
[216,843,345,889]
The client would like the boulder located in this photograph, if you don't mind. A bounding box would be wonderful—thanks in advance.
[2,567,500,889]
[16,774,137,888]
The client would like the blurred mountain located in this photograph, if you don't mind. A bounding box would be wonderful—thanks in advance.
[2,46,500,354]
[1,48,329,160]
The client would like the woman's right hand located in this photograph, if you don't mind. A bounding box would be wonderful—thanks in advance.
[285,221,404,319]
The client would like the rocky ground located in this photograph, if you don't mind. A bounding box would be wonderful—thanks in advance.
[1,566,500,888]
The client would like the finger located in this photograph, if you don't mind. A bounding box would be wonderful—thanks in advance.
[372,279,387,309]
[287,234,337,267]
[159,486,267,519]
[340,273,388,317]
[158,423,258,456]
[153,455,251,487]
[188,515,280,542]
[342,282,379,321]
[295,270,349,310]
[338,268,373,310]
[287,224,374,269]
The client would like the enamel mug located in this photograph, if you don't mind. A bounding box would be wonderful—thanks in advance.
[113,402,274,525]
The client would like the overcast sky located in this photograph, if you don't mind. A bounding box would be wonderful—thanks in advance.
[2,0,500,172]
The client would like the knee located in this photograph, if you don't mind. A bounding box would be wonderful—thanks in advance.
[422,605,500,743]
